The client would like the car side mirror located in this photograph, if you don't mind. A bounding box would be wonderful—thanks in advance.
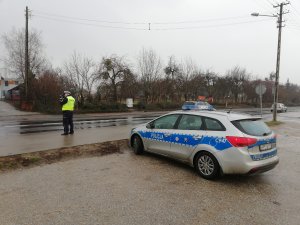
[147,122,155,129]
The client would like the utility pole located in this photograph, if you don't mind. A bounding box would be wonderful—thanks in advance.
[272,1,289,121]
[25,6,29,101]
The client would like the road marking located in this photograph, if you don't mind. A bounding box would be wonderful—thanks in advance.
[3,117,155,128]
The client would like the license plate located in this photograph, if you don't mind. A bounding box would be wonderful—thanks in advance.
[259,143,272,151]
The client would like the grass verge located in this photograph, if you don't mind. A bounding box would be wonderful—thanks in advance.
[265,121,283,126]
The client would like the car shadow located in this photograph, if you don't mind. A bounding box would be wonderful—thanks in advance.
[140,151,196,174]
[131,149,273,184]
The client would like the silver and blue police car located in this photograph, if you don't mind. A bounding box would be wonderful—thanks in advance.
[130,110,279,179]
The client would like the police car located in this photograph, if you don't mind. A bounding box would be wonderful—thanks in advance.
[130,110,279,179]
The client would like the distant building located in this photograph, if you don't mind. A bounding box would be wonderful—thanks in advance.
[0,77,21,99]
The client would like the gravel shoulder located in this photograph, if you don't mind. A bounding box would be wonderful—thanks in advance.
[0,122,299,225]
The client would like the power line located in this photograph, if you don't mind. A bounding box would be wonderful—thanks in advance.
[253,0,275,14]
[33,10,147,25]
[282,1,300,30]
[287,26,300,31]
[287,23,300,28]
[265,0,275,7]
[288,21,300,26]
[152,19,274,30]
[33,15,147,30]
[33,10,253,25]
[32,14,273,31]
[151,16,251,25]
[290,0,300,18]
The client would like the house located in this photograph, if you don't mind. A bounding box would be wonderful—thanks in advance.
[0,77,21,99]
[7,85,21,101]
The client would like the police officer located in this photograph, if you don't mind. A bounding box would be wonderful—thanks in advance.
[59,91,75,135]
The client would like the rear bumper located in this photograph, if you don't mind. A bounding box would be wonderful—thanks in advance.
[217,148,279,175]
[247,159,279,174]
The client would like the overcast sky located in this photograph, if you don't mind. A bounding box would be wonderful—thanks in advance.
[1,0,300,84]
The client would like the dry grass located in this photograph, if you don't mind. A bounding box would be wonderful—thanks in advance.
[265,121,283,126]
[0,139,127,172]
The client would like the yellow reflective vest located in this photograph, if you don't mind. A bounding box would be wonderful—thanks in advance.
[62,96,75,111]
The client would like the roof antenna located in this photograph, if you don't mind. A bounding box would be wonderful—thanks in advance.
[227,107,232,113]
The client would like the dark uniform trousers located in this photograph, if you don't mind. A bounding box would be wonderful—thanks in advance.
[62,110,74,134]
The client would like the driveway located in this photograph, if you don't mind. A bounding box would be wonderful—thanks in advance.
[0,100,39,117]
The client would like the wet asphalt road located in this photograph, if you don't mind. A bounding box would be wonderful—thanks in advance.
[0,111,161,156]
[0,105,299,135]
[0,99,299,156]
[0,120,299,225]
[0,101,162,156]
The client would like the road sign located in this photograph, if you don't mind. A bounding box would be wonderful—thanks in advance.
[255,84,266,95]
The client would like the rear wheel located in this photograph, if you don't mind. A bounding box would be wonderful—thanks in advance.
[194,152,220,180]
[132,135,144,155]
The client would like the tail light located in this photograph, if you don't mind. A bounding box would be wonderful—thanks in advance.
[226,136,257,147]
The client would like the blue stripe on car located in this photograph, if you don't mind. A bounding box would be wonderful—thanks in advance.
[138,131,232,151]
[250,149,277,161]
[248,137,276,149]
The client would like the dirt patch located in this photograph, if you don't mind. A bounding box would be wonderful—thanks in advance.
[0,139,128,172]
[266,121,283,126]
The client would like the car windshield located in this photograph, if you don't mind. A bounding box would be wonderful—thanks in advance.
[231,119,272,136]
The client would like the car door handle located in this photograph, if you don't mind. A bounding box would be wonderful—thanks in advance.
[193,135,202,140]
[164,133,171,137]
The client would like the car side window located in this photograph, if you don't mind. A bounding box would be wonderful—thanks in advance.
[177,115,203,130]
[204,117,225,131]
[152,114,179,129]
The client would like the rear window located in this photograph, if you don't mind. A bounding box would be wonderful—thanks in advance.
[232,119,271,136]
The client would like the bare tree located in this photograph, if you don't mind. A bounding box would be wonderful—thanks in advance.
[32,69,64,112]
[203,70,217,97]
[164,56,179,80]
[1,28,48,80]
[164,56,180,101]
[119,71,138,101]
[226,66,250,103]
[137,48,162,103]
[98,55,130,102]
[64,52,97,106]
[213,76,230,103]
[179,58,198,101]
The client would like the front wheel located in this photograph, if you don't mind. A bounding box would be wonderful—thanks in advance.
[132,135,144,155]
[194,152,220,180]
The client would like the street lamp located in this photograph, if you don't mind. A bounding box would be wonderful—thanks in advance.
[251,6,284,122]
[251,13,277,17]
